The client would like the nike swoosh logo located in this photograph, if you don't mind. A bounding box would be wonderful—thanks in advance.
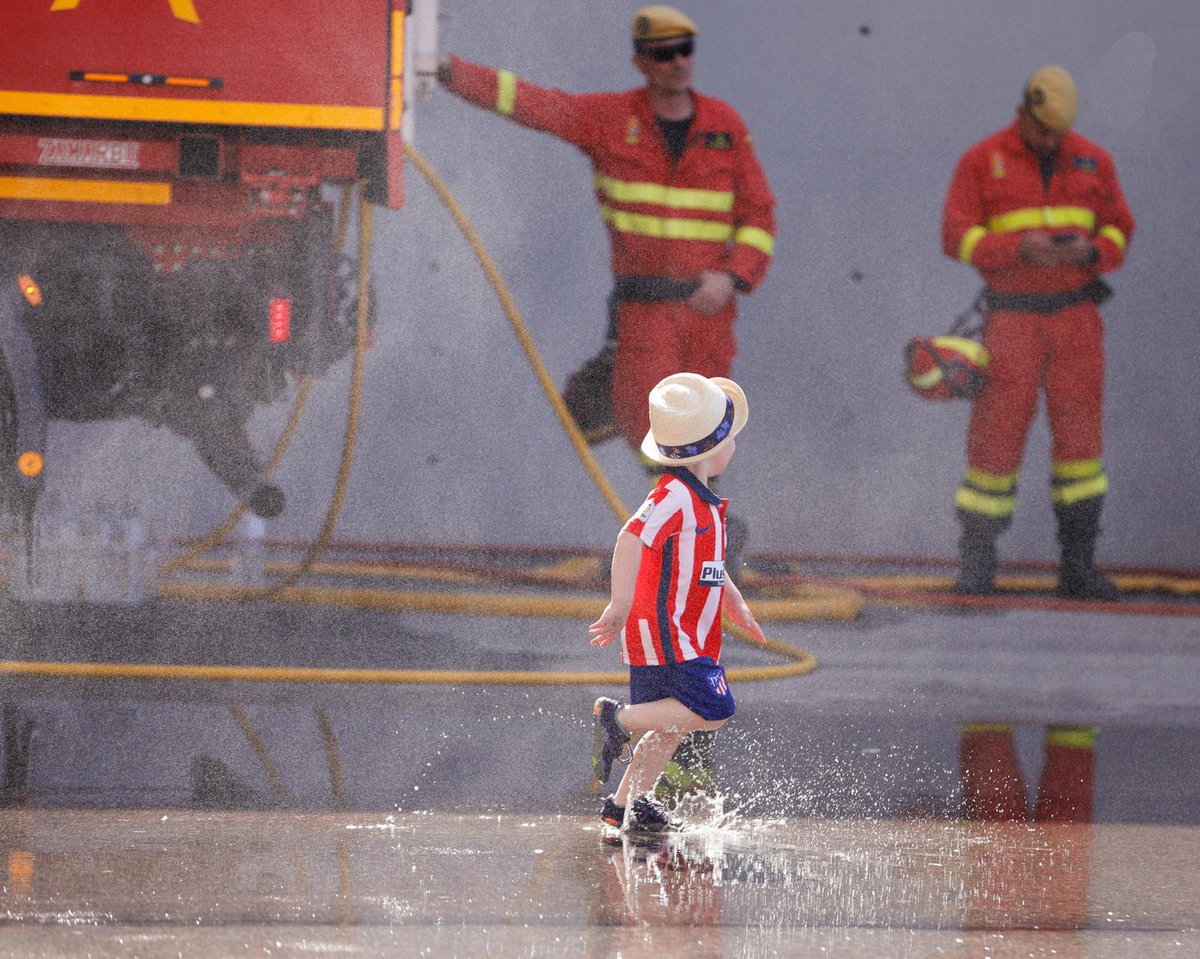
[696,523,714,535]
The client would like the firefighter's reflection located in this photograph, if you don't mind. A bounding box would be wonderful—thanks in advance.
[592,835,724,958]
[958,723,1096,953]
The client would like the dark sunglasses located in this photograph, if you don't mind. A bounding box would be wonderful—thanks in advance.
[644,39,694,63]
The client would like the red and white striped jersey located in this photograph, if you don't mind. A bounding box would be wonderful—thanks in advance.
[621,468,728,666]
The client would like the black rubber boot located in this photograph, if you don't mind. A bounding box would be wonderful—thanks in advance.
[1055,498,1120,601]
[953,513,1008,595]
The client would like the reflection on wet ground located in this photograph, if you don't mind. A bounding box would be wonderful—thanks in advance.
[0,693,1198,956]
[3,695,1200,824]
[0,810,1196,957]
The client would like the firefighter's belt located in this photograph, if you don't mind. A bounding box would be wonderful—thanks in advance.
[983,279,1113,315]
[612,275,701,304]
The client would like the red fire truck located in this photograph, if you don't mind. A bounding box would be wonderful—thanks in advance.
[0,0,411,528]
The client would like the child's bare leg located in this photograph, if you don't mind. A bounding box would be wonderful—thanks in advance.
[612,697,726,806]
[615,729,686,806]
[618,697,726,735]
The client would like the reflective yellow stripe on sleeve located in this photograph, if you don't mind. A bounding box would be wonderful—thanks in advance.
[495,70,516,116]
[734,225,775,256]
[1099,225,1127,251]
[958,225,987,263]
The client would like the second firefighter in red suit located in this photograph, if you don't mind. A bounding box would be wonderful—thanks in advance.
[941,65,1135,598]
[437,5,776,466]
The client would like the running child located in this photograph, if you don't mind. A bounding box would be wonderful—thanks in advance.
[588,372,766,834]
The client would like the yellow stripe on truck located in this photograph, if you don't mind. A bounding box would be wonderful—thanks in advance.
[0,90,384,131]
[0,176,171,205]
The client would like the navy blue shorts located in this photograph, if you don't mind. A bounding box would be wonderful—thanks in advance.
[629,657,735,722]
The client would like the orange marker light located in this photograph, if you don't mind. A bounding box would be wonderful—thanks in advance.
[18,451,44,478]
[7,850,34,897]
[18,274,42,307]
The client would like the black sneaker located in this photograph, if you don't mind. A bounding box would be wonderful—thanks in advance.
[628,795,679,834]
[591,697,631,785]
[600,795,625,829]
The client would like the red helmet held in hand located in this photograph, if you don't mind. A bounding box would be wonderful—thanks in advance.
[904,335,990,401]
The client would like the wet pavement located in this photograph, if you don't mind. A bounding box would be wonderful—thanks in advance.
[0,810,1196,958]
[1,591,1199,957]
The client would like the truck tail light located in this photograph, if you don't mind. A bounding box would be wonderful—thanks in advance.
[268,297,291,342]
[18,274,42,307]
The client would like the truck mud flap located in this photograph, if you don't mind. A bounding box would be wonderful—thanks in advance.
[0,277,47,508]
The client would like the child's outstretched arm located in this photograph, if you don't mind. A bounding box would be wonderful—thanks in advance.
[724,576,767,644]
[588,531,642,648]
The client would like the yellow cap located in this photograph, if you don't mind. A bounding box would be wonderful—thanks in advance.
[632,5,697,47]
[1025,65,1077,133]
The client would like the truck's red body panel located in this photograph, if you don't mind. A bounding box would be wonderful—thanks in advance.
[1,0,392,131]
[0,1,406,516]
[0,0,405,220]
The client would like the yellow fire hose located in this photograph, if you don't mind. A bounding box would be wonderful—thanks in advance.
[13,149,842,687]
[400,143,631,521]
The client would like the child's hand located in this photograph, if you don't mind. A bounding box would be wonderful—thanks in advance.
[726,595,768,645]
[723,576,767,644]
[588,604,625,648]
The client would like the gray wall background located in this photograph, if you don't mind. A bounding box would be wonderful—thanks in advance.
[40,1,1200,568]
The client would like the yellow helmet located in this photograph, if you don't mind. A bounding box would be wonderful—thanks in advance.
[1025,65,1077,133]
[632,5,697,49]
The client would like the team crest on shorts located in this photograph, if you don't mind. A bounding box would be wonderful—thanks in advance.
[709,671,728,696]
[699,560,725,587]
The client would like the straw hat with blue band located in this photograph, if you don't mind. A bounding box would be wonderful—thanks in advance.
[640,373,748,466]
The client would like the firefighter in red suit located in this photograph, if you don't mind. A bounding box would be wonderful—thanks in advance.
[941,66,1135,598]
[437,5,776,469]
